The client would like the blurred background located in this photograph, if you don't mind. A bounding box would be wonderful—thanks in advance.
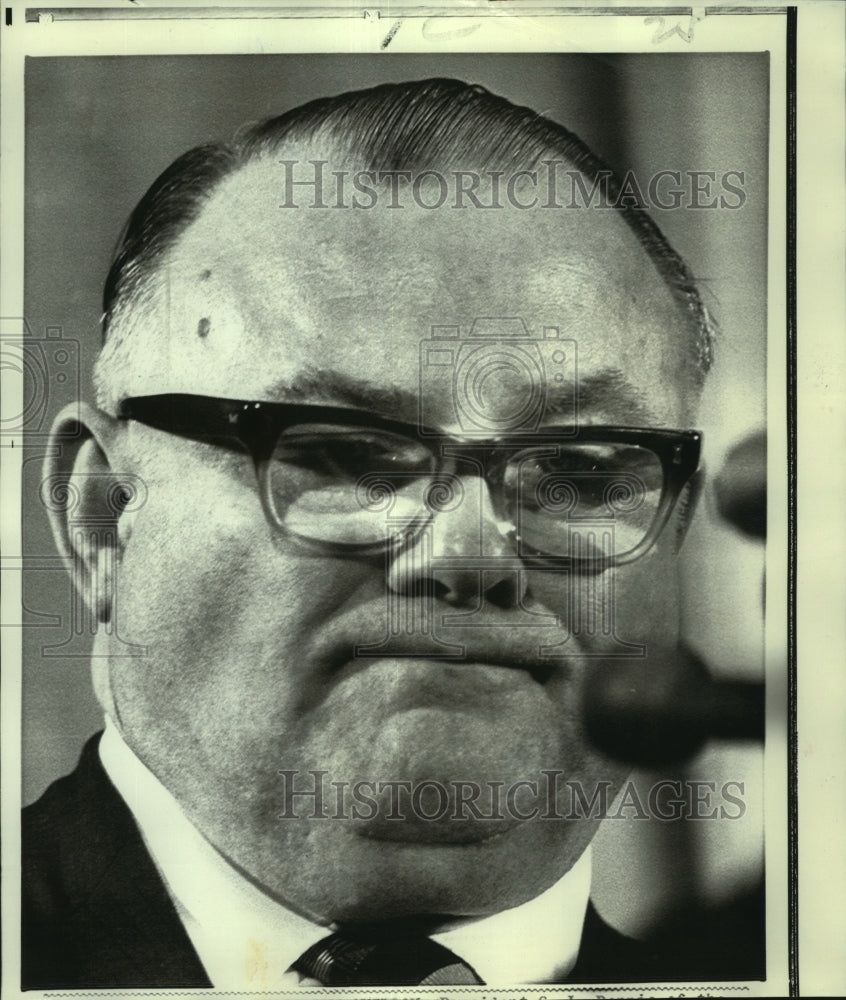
[21,52,768,942]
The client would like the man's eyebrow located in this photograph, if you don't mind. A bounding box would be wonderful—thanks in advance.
[545,370,660,426]
[266,370,416,416]
[267,368,660,427]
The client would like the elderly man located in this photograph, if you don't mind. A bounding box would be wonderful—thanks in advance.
[24,78,717,988]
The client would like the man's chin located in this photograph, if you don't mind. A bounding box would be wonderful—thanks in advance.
[297,819,588,924]
[229,781,600,924]
[352,810,523,845]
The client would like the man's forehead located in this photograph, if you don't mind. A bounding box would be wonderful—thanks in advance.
[175,157,654,297]
[120,155,690,419]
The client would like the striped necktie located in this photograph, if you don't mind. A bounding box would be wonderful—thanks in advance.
[294,931,484,986]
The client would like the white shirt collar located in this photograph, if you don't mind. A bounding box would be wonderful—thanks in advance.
[99,716,591,987]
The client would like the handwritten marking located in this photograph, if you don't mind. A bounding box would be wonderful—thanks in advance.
[645,12,706,44]
[381,19,401,49]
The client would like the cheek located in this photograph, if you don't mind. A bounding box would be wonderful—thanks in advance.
[109,458,370,716]
[106,457,390,808]
[115,477,269,650]
[529,551,681,644]
[613,547,683,648]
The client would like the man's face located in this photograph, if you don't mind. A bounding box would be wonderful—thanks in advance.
[103,154,694,923]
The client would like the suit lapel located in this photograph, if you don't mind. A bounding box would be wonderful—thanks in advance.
[27,733,211,988]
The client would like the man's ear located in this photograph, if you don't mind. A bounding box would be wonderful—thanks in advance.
[42,403,137,623]
[674,467,705,552]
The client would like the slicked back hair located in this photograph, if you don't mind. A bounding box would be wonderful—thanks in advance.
[99,77,715,401]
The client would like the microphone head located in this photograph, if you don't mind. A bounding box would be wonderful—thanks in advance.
[583,647,764,767]
[714,430,766,539]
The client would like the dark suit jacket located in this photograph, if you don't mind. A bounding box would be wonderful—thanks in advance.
[22,733,760,989]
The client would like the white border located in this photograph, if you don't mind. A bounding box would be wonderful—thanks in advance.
[2,1,838,996]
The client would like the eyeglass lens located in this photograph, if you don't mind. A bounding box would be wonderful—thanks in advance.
[265,423,665,557]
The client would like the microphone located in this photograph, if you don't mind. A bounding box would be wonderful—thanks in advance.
[584,429,766,767]
[583,647,764,767]
[713,430,766,539]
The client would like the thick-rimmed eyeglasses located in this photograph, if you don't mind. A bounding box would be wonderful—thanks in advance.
[117,394,702,569]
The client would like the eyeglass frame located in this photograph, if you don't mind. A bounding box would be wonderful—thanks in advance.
[116,393,702,569]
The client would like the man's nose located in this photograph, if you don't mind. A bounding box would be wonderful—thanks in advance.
[387,474,527,608]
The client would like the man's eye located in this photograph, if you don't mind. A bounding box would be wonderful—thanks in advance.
[509,444,663,515]
[276,430,433,481]
[528,445,662,484]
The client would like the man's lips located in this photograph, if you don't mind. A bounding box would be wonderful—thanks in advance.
[330,635,561,685]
